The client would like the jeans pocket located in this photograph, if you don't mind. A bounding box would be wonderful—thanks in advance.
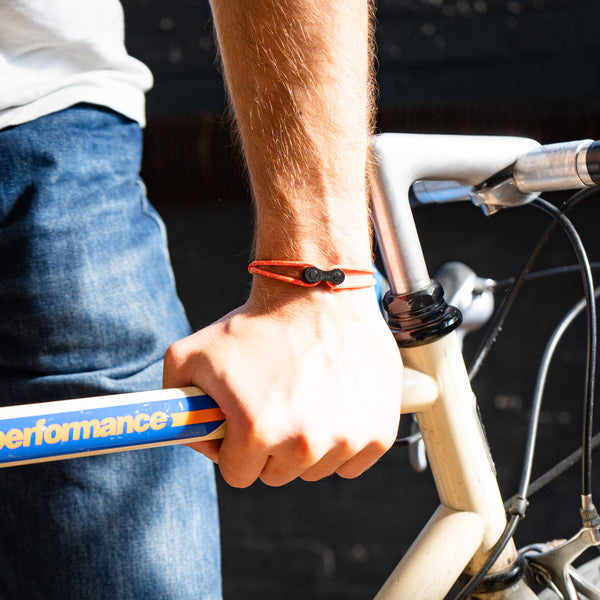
[136,178,170,246]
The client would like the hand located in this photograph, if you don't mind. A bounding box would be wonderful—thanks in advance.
[163,280,403,488]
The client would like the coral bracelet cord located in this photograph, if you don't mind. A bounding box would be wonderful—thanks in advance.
[248,260,376,291]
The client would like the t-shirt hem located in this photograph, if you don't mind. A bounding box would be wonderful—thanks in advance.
[0,88,147,131]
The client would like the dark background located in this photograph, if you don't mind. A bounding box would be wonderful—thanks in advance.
[121,1,600,597]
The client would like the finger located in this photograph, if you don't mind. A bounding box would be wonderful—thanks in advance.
[216,429,271,488]
[298,438,389,482]
[286,439,355,482]
[185,439,222,463]
[162,337,197,389]
[334,440,390,479]
[258,436,358,487]
[258,456,303,487]
[258,448,322,487]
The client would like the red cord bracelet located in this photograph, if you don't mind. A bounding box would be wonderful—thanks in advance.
[248,260,376,291]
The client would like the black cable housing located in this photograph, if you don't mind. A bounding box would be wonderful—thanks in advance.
[453,192,597,600]
[504,288,600,506]
[494,262,600,290]
[452,514,522,600]
[529,198,597,499]
[468,187,599,381]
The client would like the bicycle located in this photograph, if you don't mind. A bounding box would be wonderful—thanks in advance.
[0,132,598,599]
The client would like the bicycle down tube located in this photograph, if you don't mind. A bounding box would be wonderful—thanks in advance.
[369,134,544,600]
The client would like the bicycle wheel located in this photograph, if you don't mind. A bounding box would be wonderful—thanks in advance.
[536,555,600,599]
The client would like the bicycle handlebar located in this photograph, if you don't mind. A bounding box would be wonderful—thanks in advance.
[371,133,600,295]
[514,139,599,192]
[371,134,541,293]
[409,139,600,210]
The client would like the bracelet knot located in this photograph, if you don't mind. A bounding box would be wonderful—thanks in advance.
[248,260,376,291]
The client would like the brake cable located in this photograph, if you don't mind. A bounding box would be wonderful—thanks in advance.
[453,195,597,600]
[468,187,599,382]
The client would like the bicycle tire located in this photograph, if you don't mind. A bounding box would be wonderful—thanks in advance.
[536,555,600,599]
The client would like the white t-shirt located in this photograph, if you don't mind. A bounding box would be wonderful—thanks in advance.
[0,0,153,129]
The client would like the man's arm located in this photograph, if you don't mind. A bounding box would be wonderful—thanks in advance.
[209,0,374,264]
[162,0,403,488]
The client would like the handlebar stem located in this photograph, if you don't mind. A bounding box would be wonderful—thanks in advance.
[370,134,540,295]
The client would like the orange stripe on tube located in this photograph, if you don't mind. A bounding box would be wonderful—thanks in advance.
[170,408,225,428]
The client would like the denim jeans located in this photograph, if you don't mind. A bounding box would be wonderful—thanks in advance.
[0,105,222,599]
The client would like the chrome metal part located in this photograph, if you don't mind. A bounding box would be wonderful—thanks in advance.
[570,567,600,600]
[523,528,600,599]
[371,134,539,295]
[369,161,430,294]
[578,146,596,187]
[581,495,600,529]
[435,262,495,347]
[408,415,428,472]
[514,140,595,193]
[472,178,540,216]
[410,180,475,205]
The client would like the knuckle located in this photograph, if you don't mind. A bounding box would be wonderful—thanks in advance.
[290,432,315,464]
[381,420,401,452]
[163,341,187,370]
[335,437,356,458]
[360,434,391,460]
[244,421,273,451]
[368,438,390,458]
[219,463,254,489]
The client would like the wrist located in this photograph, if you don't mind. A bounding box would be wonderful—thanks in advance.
[248,260,376,291]
[254,205,373,266]
[246,269,381,321]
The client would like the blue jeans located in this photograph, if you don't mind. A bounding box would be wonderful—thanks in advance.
[0,105,222,599]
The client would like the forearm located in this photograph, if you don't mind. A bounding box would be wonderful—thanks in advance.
[209,0,375,265]
[163,0,403,488]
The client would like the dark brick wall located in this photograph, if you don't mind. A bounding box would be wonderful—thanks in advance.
[375,0,600,106]
[122,0,600,114]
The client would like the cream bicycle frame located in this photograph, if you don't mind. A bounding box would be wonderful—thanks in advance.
[0,133,559,598]
[370,134,543,599]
